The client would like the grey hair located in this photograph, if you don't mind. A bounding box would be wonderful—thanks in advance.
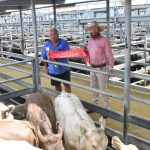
[49,27,59,34]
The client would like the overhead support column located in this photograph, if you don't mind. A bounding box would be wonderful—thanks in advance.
[52,0,57,27]
[106,0,110,37]
[31,0,41,91]
[123,0,131,144]
[19,7,25,54]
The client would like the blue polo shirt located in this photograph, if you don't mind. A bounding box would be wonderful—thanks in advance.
[41,38,70,75]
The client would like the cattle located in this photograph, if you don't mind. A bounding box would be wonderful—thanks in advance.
[0,119,39,147]
[112,136,139,150]
[0,103,15,119]
[25,92,57,133]
[54,91,108,150]
[0,140,42,150]
[25,92,64,150]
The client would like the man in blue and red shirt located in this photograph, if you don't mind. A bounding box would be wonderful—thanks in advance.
[41,28,71,93]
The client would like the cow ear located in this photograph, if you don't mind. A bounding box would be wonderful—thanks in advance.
[8,105,15,112]
[99,117,106,131]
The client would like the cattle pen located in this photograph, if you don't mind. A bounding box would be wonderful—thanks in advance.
[0,0,150,150]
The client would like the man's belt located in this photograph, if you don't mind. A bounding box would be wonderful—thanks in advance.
[91,64,106,68]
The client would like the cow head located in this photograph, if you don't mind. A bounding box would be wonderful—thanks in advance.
[37,122,64,150]
[79,117,108,150]
[0,103,15,119]
[112,136,139,150]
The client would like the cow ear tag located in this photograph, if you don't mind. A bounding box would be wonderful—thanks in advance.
[80,128,85,137]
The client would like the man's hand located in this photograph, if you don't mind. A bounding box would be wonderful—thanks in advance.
[43,62,49,74]
[81,46,88,54]
[44,66,49,74]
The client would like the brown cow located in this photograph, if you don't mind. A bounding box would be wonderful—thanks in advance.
[0,119,39,147]
[25,92,64,150]
[25,92,57,133]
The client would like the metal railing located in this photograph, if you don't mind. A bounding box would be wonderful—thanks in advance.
[0,51,38,101]
[39,58,150,150]
[0,51,149,150]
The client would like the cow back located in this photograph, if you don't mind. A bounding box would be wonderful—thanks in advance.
[0,120,39,146]
[25,92,57,134]
[54,92,108,150]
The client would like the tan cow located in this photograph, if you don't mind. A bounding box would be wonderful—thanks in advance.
[0,140,42,150]
[0,119,39,147]
[112,136,139,150]
[0,103,15,119]
[25,92,64,150]
[54,91,108,150]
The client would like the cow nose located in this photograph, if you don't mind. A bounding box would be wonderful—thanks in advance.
[92,144,97,149]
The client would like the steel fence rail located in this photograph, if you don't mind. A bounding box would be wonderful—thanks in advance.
[0,88,35,101]
[0,51,33,60]
[0,53,38,101]
[40,73,124,100]
[0,74,32,84]
[112,46,150,52]
[130,95,150,105]
[0,59,32,67]
[0,72,33,89]
[5,66,32,75]
[40,58,150,82]
[0,54,149,150]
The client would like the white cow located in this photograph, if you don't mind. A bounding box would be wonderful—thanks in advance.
[0,103,15,119]
[0,140,42,150]
[54,91,108,150]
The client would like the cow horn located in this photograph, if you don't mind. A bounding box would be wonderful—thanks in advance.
[8,104,15,112]
[99,117,106,131]
[56,122,63,138]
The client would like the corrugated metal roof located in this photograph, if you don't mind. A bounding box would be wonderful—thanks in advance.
[0,0,65,12]
[0,0,65,6]
[0,0,104,12]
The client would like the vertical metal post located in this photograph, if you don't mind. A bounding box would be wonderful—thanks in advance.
[31,0,41,91]
[0,25,3,53]
[0,32,3,57]
[2,26,5,36]
[52,0,57,27]
[144,36,147,86]
[137,9,140,27]
[106,0,110,37]
[31,59,38,92]
[120,23,123,42]
[19,7,25,54]
[76,6,79,26]
[82,24,86,45]
[123,0,131,144]
[0,34,2,51]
